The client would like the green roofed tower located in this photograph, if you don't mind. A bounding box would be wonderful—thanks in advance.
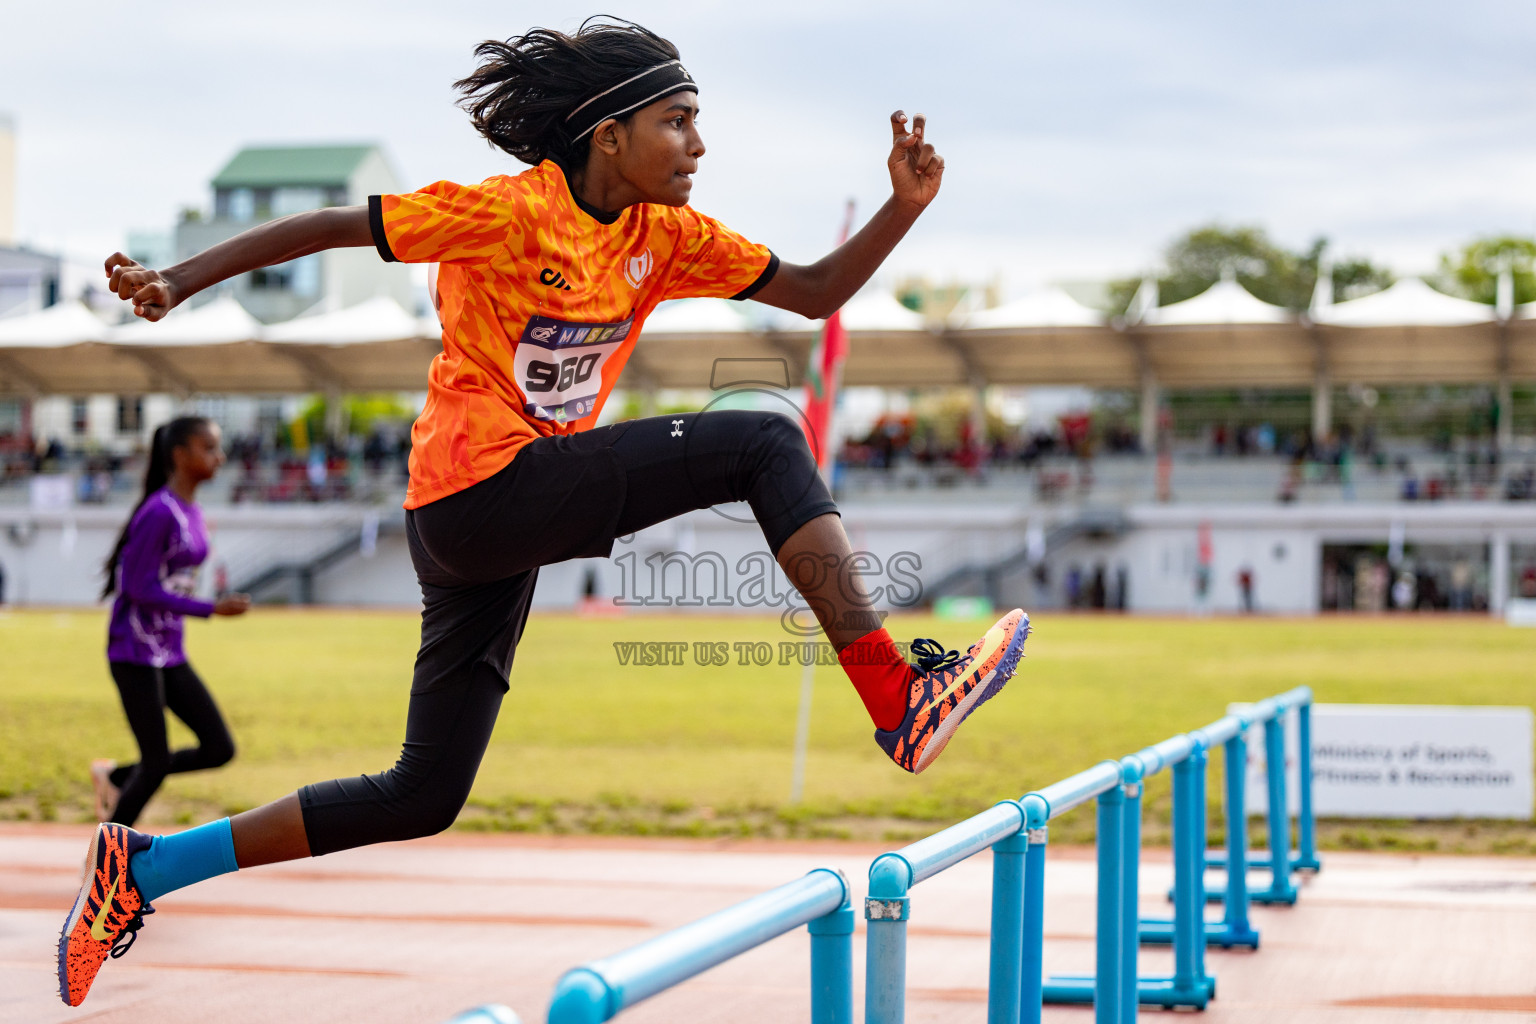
[177,143,413,323]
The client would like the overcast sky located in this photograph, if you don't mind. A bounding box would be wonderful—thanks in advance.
[5,0,1535,294]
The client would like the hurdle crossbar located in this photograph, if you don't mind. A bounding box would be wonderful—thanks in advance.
[545,868,854,1024]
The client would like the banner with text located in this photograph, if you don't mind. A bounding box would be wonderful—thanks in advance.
[1231,704,1533,819]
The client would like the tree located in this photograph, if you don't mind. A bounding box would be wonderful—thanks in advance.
[1108,224,1392,316]
[1438,235,1536,307]
[1330,257,1395,302]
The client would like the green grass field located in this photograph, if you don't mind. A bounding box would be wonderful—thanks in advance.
[2,608,1533,853]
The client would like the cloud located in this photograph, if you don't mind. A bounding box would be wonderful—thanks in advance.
[4,0,1534,285]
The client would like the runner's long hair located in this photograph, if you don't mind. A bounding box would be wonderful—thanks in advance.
[455,16,681,168]
[100,416,211,599]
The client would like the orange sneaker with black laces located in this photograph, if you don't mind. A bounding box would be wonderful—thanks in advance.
[876,609,1030,773]
[58,822,154,1006]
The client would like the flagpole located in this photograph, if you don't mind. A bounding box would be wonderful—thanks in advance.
[790,199,856,805]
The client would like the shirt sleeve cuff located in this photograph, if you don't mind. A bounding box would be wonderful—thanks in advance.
[730,251,779,301]
[368,195,398,263]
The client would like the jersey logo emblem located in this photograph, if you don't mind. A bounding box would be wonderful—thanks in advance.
[671,419,684,437]
[539,267,573,291]
[624,249,653,289]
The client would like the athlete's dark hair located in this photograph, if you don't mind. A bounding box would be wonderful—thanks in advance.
[101,416,212,600]
[455,16,682,168]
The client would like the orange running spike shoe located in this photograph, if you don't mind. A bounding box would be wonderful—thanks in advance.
[876,609,1030,774]
[58,822,154,1006]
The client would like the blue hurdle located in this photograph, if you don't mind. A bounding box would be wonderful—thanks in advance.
[1141,712,1260,950]
[505,686,1322,1023]
[1201,687,1320,905]
[544,868,854,1023]
[861,761,1129,1024]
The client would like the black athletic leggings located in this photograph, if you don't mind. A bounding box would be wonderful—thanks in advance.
[108,661,236,827]
[299,410,836,855]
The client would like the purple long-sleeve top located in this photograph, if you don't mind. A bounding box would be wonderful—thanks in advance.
[107,487,216,667]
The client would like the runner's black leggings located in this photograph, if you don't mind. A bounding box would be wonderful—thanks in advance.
[299,411,837,855]
[108,661,236,827]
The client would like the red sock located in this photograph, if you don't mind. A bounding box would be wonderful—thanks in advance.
[838,628,913,732]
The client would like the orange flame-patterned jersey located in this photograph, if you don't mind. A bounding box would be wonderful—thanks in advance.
[369,159,777,509]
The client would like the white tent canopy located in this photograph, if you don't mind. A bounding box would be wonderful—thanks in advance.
[839,291,927,332]
[960,288,1102,329]
[263,295,421,345]
[1312,277,1495,327]
[111,295,262,347]
[642,297,752,336]
[1140,279,1293,326]
[0,301,111,347]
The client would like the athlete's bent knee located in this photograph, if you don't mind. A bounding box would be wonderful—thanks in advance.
[755,412,816,465]
[384,772,477,841]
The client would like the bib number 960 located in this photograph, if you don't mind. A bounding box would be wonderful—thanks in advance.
[524,352,602,393]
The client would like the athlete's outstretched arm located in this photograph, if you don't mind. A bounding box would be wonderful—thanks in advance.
[104,206,374,321]
[752,110,944,321]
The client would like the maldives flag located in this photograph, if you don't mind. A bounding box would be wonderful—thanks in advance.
[803,201,855,471]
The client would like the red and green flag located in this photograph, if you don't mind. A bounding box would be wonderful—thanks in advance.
[803,201,855,470]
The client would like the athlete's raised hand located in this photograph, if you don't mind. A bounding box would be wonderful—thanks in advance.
[105,253,179,322]
[213,593,251,616]
[888,110,944,209]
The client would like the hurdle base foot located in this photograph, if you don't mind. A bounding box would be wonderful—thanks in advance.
[1204,850,1319,873]
[1197,887,1299,907]
[1041,976,1095,1005]
[1044,973,1215,1009]
[1138,917,1260,950]
[1137,975,1215,1009]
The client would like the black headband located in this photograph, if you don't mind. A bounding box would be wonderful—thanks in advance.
[564,60,697,142]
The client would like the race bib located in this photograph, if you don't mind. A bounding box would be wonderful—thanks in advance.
[513,314,634,424]
[163,567,198,597]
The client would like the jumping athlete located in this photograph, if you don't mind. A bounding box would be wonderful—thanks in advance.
[90,416,251,829]
[61,19,1029,1006]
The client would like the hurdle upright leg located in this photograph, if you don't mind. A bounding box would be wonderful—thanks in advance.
[988,826,1029,1024]
[1294,696,1322,872]
[1040,784,1125,1021]
[1119,761,1143,1023]
[809,890,855,1024]
[1255,715,1298,905]
[1019,823,1048,1024]
[1214,728,1259,947]
[1142,744,1215,1008]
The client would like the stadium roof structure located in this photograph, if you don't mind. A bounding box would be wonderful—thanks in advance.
[0,283,1531,415]
[952,288,1129,387]
[210,145,376,189]
[1131,279,1313,388]
[837,291,956,387]
[628,298,795,389]
[1311,278,1506,385]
